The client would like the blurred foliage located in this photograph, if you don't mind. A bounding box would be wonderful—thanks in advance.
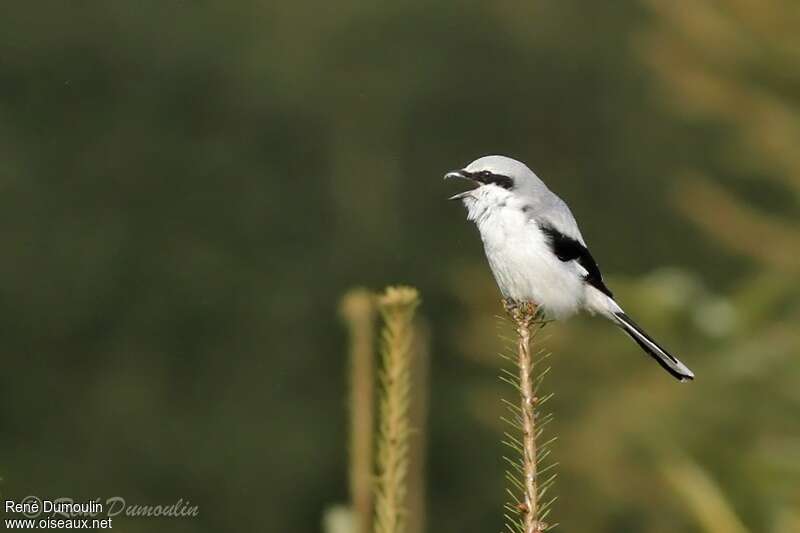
[374,287,420,533]
[0,1,796,532]
[639,1,800,530]
[339,288,377,533]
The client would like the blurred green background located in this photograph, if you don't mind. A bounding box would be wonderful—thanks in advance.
[1,1,798,532]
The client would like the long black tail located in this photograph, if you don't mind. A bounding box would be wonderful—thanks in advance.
[613,312,695,382]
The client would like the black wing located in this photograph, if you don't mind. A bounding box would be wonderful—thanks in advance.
[539,223,614,298]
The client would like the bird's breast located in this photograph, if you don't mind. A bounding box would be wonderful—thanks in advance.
[476,207,585,318]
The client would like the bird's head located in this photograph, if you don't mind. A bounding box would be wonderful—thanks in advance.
[444,155,545,209]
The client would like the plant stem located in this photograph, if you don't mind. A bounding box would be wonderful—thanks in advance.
[406,320,430,533]
[506,300,547,533]
[374,286,420,533]
[340,289,378,533]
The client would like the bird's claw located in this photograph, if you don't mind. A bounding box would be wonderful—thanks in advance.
[502,298,538,325]
[502,297,519,315]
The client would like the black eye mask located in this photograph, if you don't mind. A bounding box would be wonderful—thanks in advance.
[473,170,513,189]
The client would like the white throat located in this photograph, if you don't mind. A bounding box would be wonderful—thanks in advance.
[462,185,514,222]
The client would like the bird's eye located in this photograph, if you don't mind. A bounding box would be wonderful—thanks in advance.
[474,170,513,189]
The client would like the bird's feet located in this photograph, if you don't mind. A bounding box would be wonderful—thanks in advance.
[502,297,519,315]
[502,298,538,326]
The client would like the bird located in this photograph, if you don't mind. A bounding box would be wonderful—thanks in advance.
[445,155,694,382]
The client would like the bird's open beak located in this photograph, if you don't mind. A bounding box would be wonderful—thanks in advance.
[444,170,477,200]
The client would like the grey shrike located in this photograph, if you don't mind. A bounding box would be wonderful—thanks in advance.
[445,155,694,382]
